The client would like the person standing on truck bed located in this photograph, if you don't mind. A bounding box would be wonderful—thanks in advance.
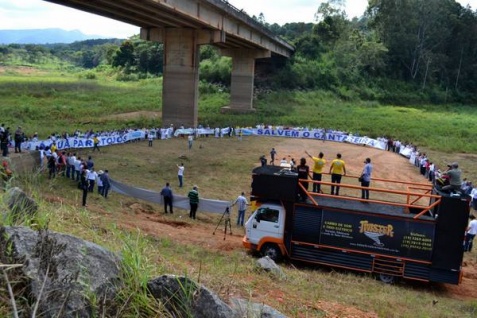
[305,150,326,193]
[297,157,310,201]
[270,148,277,165]
[360,158,373,200]
[259,155,267,167]
[329,153,346,195]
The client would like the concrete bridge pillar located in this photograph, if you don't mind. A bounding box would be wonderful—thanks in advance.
[221,49,271,112]
[141,27,224,128]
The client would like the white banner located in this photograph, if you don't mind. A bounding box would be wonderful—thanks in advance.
[254,129,386,150]
[27,131,146,151]
[23,128,387,151]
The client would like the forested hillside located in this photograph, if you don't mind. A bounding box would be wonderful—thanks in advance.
[1,0,476,104]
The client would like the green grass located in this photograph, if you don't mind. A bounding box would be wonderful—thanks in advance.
[1,69,476,154]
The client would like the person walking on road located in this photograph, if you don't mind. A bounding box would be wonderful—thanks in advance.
[160,182,174,214]
[188,185,199,219]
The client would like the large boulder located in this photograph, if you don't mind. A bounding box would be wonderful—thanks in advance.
[256,256,286,280]
[147,275,288,318]
[230,298,288,318]
[1,226,122,318]
[3,187,38,223]
[147,274,236,318]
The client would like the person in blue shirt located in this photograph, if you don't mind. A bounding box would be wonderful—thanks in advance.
[360,158,373,200]
[160,182,174,214]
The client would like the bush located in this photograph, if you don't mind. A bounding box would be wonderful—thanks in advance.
[77,71,97,80]
[116,73,139,82]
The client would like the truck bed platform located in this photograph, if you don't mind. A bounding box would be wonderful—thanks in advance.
[308,193,435,221]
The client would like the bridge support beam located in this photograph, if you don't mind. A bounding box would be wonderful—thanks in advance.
[221,49,271,113]
[140,27,224,127]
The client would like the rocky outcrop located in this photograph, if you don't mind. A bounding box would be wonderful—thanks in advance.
[147,274,288,318]
[147,274,236,318]
[256,256,286,280]
[1,226,122,318]
[230,298,288,318]
[3,187,38,223]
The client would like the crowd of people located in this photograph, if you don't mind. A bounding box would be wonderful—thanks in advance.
[2,122,476,239]
[407,148,475,199]
[41,149,111,207]
[264,148,371,202]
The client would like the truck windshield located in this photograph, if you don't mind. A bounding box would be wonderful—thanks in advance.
[256,207,279,223]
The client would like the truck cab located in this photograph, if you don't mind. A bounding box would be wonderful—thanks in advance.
[243,203,286,260]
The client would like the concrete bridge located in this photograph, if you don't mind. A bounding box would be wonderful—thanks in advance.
[44,0,295,127]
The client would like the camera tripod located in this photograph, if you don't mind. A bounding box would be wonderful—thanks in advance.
[213,207,232,240]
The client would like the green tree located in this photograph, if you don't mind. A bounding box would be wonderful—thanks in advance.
[112,41,135,68]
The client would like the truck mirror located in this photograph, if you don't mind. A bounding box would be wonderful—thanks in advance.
[255,214,261,222]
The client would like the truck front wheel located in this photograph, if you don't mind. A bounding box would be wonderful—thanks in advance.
[378,273,396,284]
[261,244,282,262]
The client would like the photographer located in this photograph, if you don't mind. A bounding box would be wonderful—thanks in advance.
[442,162,462,193]
[232,192,249,227]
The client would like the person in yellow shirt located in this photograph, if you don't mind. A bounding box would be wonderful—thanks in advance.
[50,142,57,154]
[305,150,326,193]
[329,153,346,195]
[93,135,101,152]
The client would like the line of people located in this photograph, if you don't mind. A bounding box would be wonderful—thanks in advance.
[263,148,372,201]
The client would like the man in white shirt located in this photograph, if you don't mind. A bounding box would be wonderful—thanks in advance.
[232,192,249,227]
[177,163,184,188]
[470,187,477,211]
[67,153,76,179]
[87,168,98,192]
[464,215,477,252]
[74,157,82,181]
[188,135,193,150]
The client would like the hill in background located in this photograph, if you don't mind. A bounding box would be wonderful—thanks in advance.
[0,28,116,44]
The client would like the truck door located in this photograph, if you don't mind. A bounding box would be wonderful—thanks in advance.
[247,206,283,244]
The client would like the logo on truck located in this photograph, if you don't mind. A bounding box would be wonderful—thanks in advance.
[359,220,394,246]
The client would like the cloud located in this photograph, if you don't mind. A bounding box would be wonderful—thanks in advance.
[0,0,138,38]
[231,0,368,24]
[1,0,476,39]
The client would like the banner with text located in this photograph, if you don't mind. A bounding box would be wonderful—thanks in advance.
[319,210,435,261]
[24,128,387,151]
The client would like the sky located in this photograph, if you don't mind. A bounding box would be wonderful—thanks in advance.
[1,0,476,38]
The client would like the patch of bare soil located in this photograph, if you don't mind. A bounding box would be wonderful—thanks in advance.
[117,209,242,252]
[443,258,477,299]
[102,111,162,121]
[0,65,46,75]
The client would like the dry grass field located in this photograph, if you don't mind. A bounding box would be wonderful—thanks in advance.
[30,134,477,317]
